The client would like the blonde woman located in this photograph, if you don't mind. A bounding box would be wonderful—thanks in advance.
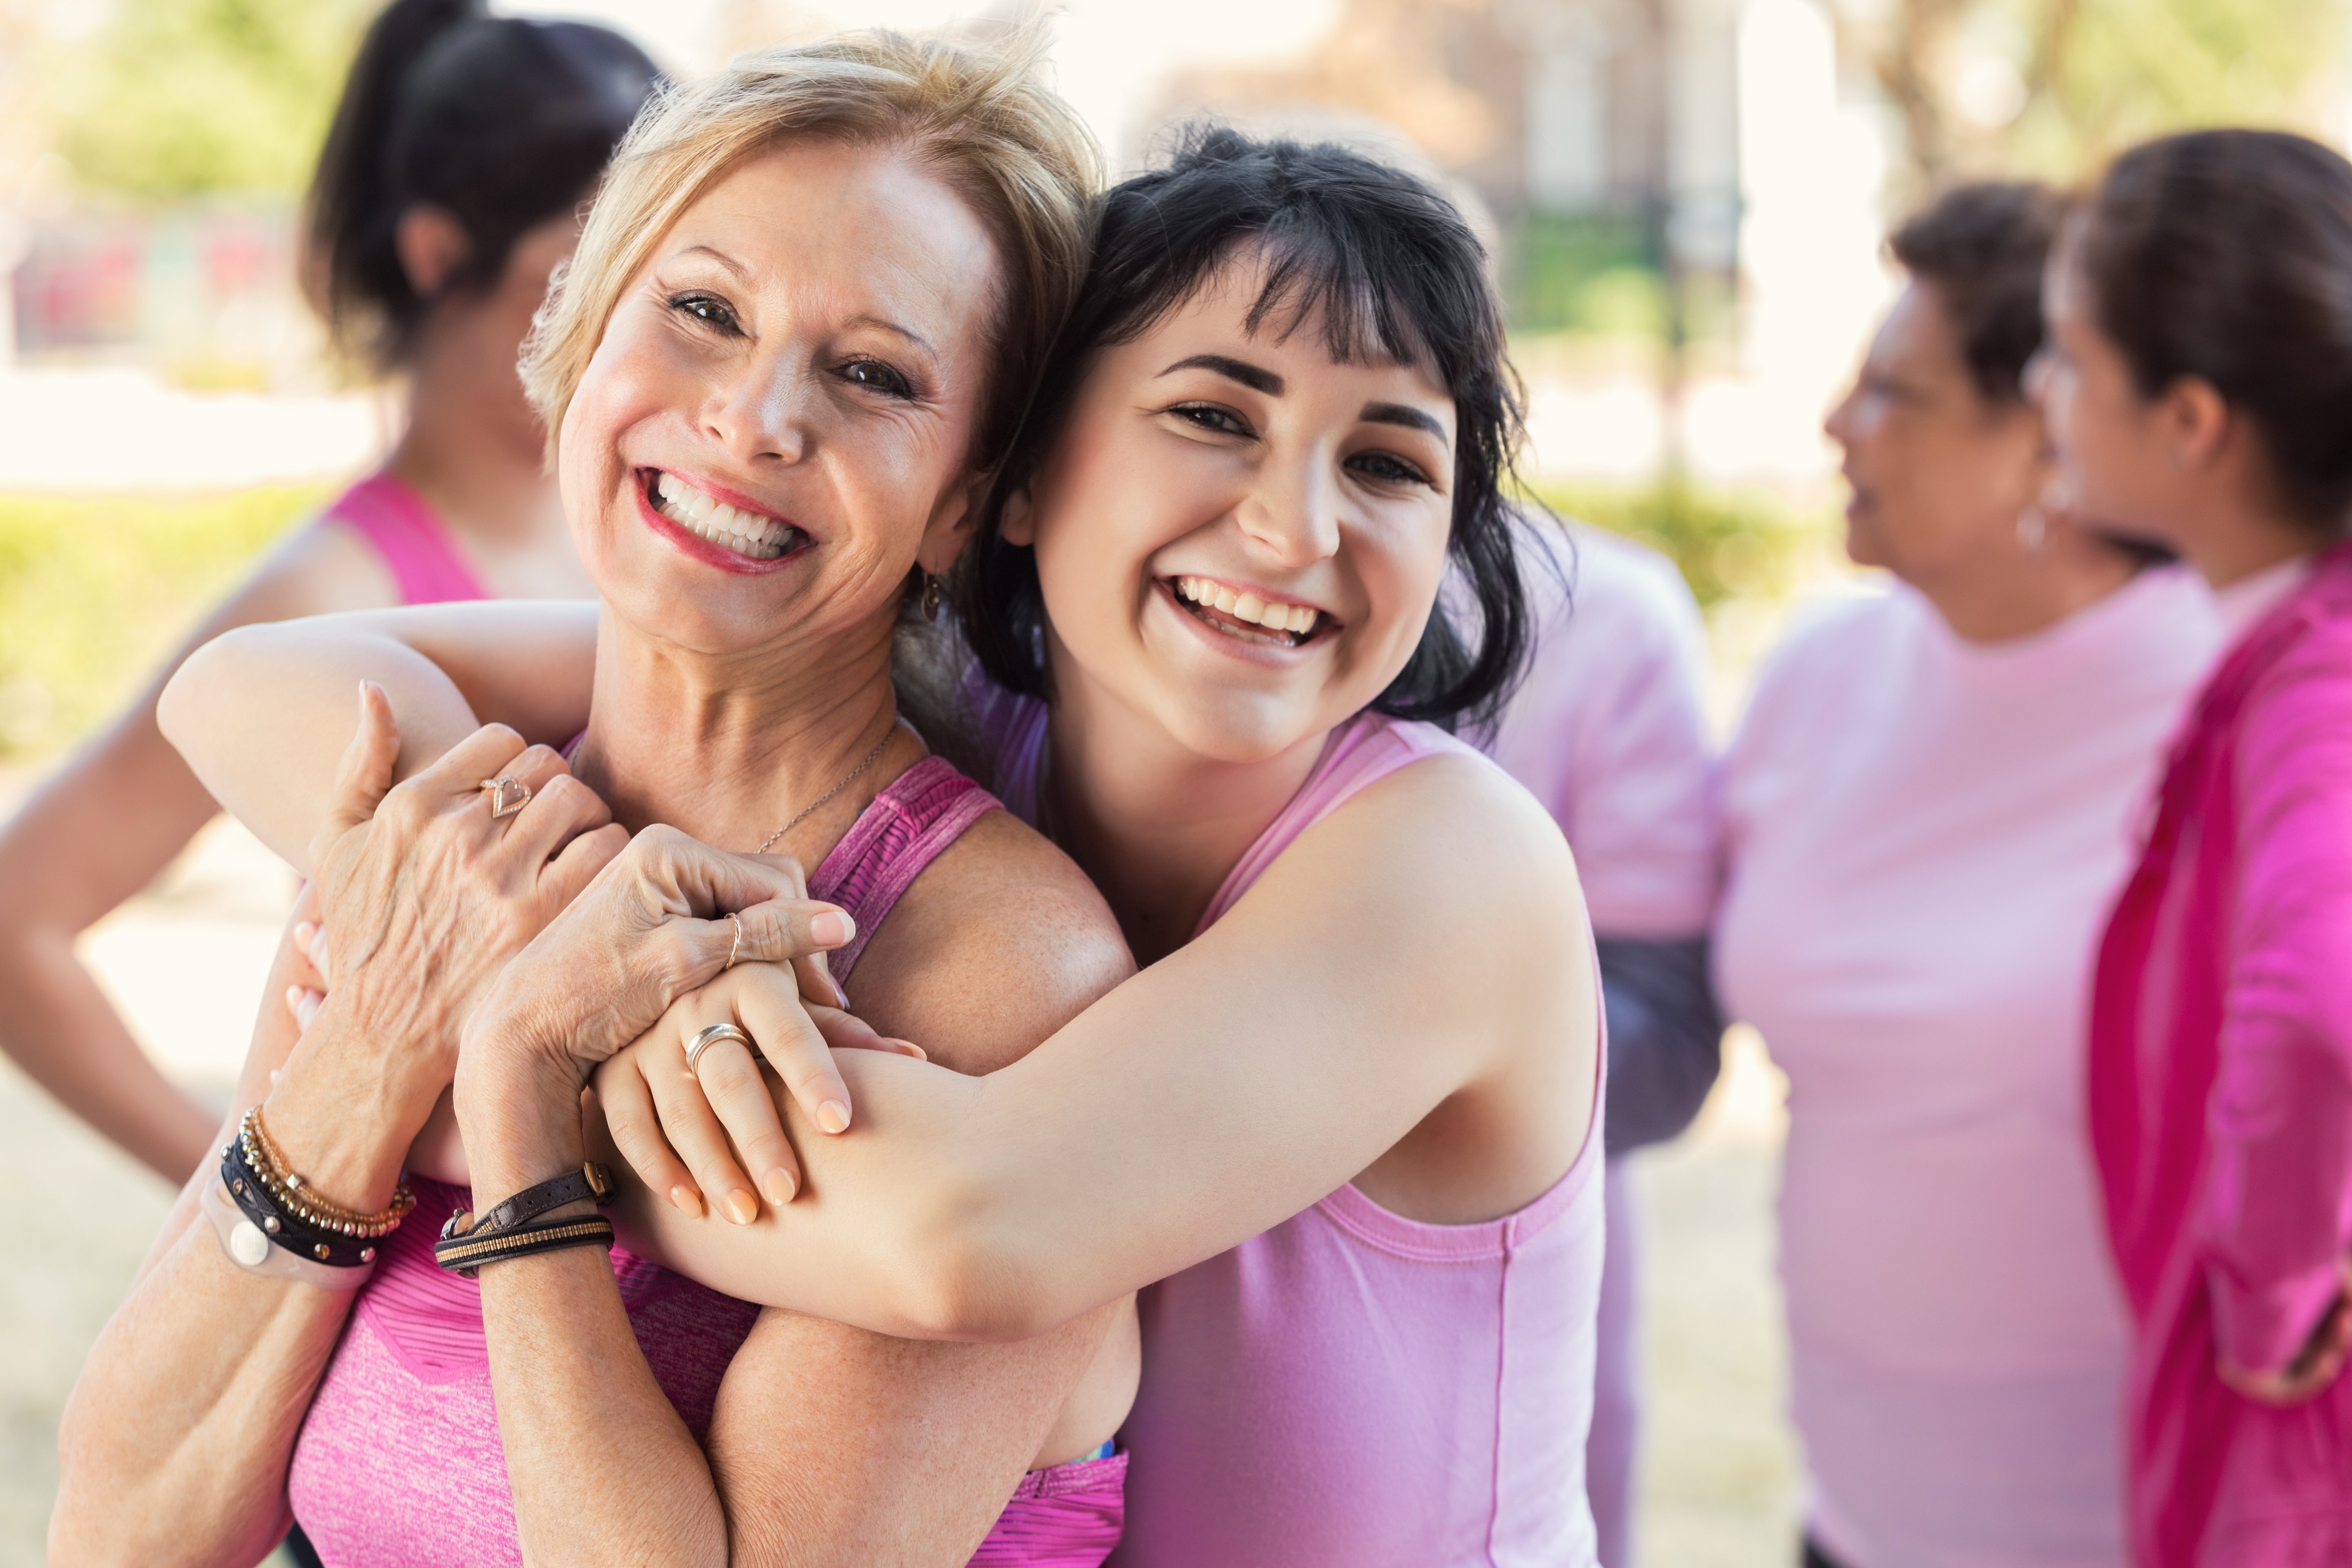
[54,36,1135,1567]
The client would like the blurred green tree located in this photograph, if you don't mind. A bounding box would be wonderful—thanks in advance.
[1849,0,2350,199]
[50,0,372,199]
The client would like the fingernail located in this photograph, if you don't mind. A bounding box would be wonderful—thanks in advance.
[761,1168,797,1206]
[810,910,854,947]
[726,1189,759,1225]
[888,1038,927,1061]
[670,1184,704,1218]
[817,1099,851,1134]
[285,984,305,1013]
[294,922,317,948]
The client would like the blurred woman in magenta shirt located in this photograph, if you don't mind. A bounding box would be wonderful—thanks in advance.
[2037,129,2352,1565]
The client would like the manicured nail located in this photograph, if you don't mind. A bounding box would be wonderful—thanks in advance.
[761,1168,797,1206]
[285,984,305,1015]
[670,1184,703,1218]
[887,1038,927,1060]
[817,1099,851,1134]
[726,1189,759,1225]
[810,910,854,947]
[293,922,317,949]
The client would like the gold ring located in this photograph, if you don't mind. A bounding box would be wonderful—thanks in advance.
[685,1022,751,1073]
[479,777,531,819]
[727,911,745,970]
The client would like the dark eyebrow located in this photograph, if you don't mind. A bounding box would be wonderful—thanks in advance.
[1159,354,1284,395]
[1361,401,1449,443]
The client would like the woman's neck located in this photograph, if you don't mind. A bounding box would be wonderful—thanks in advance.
[1040,654,1331,966]
[1914,523,2140,644]
[574,613,904,863]
[384,329,583,598]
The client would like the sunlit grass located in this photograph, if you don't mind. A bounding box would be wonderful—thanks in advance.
[0,486,328,760]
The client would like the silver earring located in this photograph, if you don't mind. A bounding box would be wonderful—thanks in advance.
[2016,505,2048,552]
[921,572,943,622]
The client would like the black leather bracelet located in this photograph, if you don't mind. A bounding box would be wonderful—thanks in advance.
[219,1143,381,1270]
[434,1162,616,1277]
[433,1214,617,1277]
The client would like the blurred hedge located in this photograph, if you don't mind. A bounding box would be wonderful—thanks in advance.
[0,486,326,759]
[1530,477,1820,612]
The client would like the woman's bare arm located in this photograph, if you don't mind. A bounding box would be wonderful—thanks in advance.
[159,600,600,869]
[464,817,1136,1566]
[612,753,1599,1341]
[0,522,401,1179]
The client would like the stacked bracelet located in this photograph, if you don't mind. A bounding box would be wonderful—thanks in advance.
[435,1163,617,1278]
[237,1106,415,1241]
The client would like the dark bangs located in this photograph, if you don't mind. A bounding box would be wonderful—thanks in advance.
[954,124,1533,733]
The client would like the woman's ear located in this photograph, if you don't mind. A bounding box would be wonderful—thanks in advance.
[394,206,472,300]
[2156,375,2232,472]
[998,482,1037,549]
[917,472,990,576]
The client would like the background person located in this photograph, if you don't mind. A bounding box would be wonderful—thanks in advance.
[1715,181,2218,1568]
[0,0,652,1181]
[2041,128,2352,1568]
[1485,514,1722,1568]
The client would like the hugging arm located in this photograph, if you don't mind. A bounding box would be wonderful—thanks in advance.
[457,820,1134,1566]
[618,752,1600,1341]
[160,600,600,869]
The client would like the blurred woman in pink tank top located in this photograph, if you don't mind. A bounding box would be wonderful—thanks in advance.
[2038,129,2352,1567]
[129,127,1604,1565]
[0,0,644,1182]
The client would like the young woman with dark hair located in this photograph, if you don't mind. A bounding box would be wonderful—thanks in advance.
[0,0,655,1182]
[1718,179,2219,1568]
[157,127,1604,1564]
[2037,128,2352,1567]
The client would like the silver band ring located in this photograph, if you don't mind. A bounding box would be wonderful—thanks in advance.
[479,777,531,819]
[727,912,745,970]
[685,1022,751,1073]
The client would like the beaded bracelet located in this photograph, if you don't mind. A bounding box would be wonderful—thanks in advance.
[237,1105,415,1241]
[435,1162,618,1278]
[219,1139,382,1271]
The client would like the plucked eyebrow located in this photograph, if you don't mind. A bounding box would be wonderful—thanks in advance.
[675,247,931,352]
[1159,353,1284,395]
[846,314,932,352]
[680,244,750,283]
[1360,401,1448,444]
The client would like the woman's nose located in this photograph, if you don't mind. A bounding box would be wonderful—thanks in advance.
[703,355,811,466]
[1236,456,1342,567]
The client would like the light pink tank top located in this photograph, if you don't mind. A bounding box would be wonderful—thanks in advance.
[288,756,1128,1567]
[324,471,490,605]
[975,686,1606,1567]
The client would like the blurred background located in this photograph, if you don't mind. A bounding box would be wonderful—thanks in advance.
[1,0,2346,1562]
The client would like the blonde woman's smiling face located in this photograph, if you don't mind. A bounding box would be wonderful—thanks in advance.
[560,138,1002,658]
[1009,256,1457,762]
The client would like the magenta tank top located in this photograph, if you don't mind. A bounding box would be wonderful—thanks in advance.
[324,471,490,605]
[974,685,1606,1568]
[288,755,1129,1567]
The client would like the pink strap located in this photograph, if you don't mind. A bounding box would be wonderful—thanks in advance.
[327,471,490,605]
[809,756,1001,979]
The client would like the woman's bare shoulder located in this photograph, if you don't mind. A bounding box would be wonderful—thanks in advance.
[841,803,1134,1076]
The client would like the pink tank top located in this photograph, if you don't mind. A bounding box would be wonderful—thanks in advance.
[288,755,1128,1567]
[324,471,490,605]
[974,687,1607,1567]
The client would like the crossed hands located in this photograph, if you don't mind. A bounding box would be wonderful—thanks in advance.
[284,685,922,1214]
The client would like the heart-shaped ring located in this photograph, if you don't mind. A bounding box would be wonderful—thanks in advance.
[479,777,532,820]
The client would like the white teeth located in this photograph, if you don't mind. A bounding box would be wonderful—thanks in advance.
[651,472,795,561]
[1172,576,1321,641]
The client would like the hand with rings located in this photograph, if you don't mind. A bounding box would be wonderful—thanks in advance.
[595,962,924,1224]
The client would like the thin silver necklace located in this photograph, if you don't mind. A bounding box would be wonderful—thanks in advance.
[751,725,895,854]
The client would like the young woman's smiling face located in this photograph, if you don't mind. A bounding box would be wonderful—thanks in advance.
[560,138,1001,658]
[1009,255,1458,762]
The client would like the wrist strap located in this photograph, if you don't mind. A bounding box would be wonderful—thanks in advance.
[202,1177,375,1289]
[434,1162,617,1277]
[434,1214,616,1277]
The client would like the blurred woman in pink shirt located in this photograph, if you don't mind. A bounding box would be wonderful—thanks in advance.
[2038,129,2352,1566]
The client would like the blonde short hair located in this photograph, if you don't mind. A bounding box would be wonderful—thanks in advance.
[522,30,1100,472]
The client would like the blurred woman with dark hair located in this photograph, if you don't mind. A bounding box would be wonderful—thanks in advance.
[0,0,654,1180]
[1716,181,2219,1568]
[2040,128,2352,1566]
